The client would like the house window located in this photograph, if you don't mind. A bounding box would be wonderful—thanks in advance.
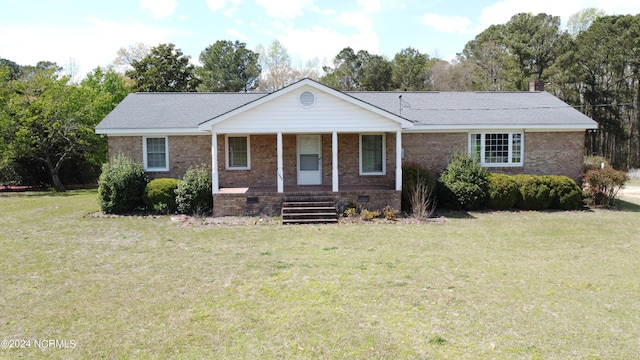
[226,135,250,170]
[360,134,385,175]
[469,132,523,166]
[143,137,169,171]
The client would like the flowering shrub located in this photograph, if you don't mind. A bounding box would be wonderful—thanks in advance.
[583,167,628,207]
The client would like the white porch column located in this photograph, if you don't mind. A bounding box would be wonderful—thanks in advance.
[395,130,402,191]
[211,132,219,194]
[277,132,284,193]
[332,131,339,192]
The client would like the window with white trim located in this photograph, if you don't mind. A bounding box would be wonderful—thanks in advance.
[469,132,523,166]
[360,133,385,175]
[143,137,169,171]
[226,135,250,170]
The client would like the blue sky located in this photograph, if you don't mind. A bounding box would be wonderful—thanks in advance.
[2,0,640,78]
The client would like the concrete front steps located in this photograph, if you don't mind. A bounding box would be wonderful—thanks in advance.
[281,199,338,224]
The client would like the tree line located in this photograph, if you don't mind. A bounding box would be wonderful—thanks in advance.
[1,8,639,190]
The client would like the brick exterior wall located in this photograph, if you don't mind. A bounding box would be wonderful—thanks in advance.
[503,131,585,182]
[213,190,401,217]
[107,135,210,179]
[217,133,396,188]
[401,131,585,182]
[108,130,585,216]
[402,132,467,176]
[108,136,143,163]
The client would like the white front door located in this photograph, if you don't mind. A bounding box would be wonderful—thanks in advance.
[297,135,322,185]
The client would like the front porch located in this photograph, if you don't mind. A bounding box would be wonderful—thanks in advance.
[213,185,401,217]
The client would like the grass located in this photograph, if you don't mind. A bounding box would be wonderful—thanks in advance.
[1,190,640,359]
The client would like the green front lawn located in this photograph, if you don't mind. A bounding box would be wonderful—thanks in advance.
[1,190,639,359]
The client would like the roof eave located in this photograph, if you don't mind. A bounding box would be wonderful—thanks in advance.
[95,128,206,136]
[406,123,598,132]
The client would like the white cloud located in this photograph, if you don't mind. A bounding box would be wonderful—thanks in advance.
[477,0,582,26]
[227,28,249,41]
[0,17,179,78]
[205,0,226,11]
[337,12,377,39]
[206,0,243,12]
[255,0,314,19]
[277,12,379,64]
[357,0,381,13]
[421,13,472,34]
[311,6,337,16]
[420,0,640,38]
[140,0,176,19]
[595,0,640,14]
[474,0,640,29]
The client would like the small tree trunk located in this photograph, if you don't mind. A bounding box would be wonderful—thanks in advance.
[43,151,66,192]
[51,170,66,192]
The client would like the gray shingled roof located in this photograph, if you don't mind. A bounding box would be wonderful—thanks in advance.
[95,92,266,130]
[95,89,596,132]
[347,91,596,127]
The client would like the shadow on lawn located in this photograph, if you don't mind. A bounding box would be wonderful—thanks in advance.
[614,199,640,212]
[0,188,96,198]
[434,210,476,219]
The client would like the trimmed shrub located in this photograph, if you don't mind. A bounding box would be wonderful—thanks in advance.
[547,175,582,210]
[583,155,609,172]
[437,153,489,210]
[383,205,398,221]
[486,173,518,210]
[175,165,213,215]
[98,154,148,214]
[143,178,181,214]
[512,174,551,210]
[583,167,628,207]
[361,209,381,221]
[401,164,435,213]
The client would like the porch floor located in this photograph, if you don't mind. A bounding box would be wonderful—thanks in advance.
[218,185,394,194]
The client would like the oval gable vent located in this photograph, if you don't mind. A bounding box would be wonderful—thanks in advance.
[299,91,316,107]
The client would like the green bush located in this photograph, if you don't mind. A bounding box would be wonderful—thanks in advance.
[401,164,435,213]
[583,167,628,207]
[512,174,551,210]
[547,175,582,210]
[143,178,181,214]
[486,173,518,210]
[175,165,213,215]
[98,154,149,214]
[583,155,609,172]
[437,153,489,210]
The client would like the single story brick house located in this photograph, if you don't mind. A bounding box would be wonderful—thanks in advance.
[95,78,597,216]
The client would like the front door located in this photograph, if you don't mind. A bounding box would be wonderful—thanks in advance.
[297,135,322,185]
